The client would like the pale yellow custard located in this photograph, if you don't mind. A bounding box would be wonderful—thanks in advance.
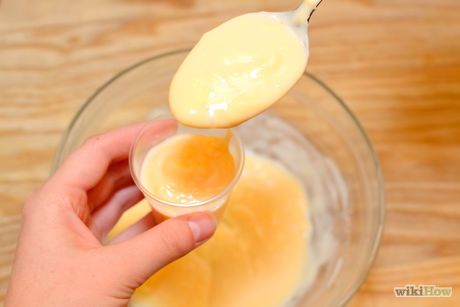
[112,154,310,307]
[169,13,307,128]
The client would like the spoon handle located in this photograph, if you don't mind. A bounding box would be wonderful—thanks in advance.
[292,0,323,26]
[307,0,323,22]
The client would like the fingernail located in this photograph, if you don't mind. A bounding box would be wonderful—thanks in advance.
[187,215,217,244]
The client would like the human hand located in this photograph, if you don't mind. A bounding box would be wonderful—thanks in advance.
[5,123,217,307]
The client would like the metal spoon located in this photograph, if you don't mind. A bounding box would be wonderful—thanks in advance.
[268,0,323,53]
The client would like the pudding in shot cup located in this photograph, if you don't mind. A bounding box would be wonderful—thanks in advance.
[129,119,244,223]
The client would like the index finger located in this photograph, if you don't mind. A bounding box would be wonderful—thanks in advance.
[50,120,176,191]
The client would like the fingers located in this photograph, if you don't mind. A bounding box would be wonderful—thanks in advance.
[86,161,134,212]
[50,123,145,191]
[90,185,144,240]
[109,212,156,244]
[39,120,176,222]
[104,212,217,287]
[49,120,176,192]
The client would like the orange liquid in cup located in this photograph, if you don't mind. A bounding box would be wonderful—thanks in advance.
[140,133,236,221]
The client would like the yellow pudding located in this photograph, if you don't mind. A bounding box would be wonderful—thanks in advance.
[169,13,307,128]
[141,134,236,204]
[112,154,310,307]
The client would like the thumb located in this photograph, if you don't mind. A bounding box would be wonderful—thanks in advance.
[107,212,216,287]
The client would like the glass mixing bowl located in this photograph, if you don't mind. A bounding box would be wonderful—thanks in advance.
[52,49,384,306]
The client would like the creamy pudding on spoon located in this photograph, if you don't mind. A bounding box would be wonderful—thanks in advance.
[169,0,322,128]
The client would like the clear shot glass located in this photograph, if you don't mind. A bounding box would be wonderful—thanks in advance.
[130,118,244,224]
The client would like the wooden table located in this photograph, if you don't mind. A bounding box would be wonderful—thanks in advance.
[1,0,459,305]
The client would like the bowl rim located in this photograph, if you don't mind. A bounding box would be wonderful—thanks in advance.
[52,48,385,306]
[307,72,385,307]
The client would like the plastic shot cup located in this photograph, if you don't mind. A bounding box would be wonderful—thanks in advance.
[130,118,244,224]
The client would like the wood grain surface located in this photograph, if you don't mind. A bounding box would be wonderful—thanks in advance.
[1,0,459,305]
